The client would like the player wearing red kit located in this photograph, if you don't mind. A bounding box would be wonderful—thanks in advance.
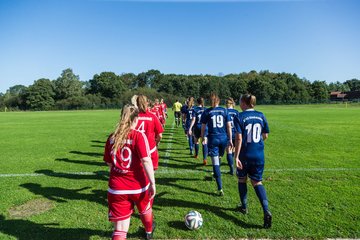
[136,95,164,170]
[153,99,166,126]
[160,98,168,119]
[104,105,156,240]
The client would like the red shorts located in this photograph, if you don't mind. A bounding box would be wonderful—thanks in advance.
[160,117,165,125]
[108,191,152,222]
[151,149,159,170]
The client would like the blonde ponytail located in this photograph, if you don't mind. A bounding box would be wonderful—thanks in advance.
[111,104,139,154]
[137,94,148,113]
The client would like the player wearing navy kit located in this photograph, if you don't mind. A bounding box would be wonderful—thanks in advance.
[188,97,208,165]
[225,98,239,175]
[233,94,272,228]
[185,97,195,155]
[201,93,232,196]
[181,100,188,132]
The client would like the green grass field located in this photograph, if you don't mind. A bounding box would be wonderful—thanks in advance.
[0,104,359,239]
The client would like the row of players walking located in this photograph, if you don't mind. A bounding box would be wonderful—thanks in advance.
[103,93,271,240]
[173,93,272,228]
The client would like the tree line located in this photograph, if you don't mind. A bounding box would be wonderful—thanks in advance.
[1,68,359,111]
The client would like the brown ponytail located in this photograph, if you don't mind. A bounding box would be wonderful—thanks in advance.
[187,97,194,108]
[111,104,139,154]
[210,92,220,108]
[197,97,204,106]
[240,94,256,108]
[226,97,235,108]
[136,94,148,113]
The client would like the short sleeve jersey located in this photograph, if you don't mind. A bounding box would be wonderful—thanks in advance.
[103,130,151,191]
[136,110,164,151]
[185,107,194,127]
[227,108,239,139]
[181,105,188,115]
[233,109,270,163]
[172,102,182,112]
[200,106,231,136]
[160,103,167,111]
[192,106,206,126]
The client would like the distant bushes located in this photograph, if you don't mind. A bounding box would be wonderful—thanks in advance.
[0,68,359,111]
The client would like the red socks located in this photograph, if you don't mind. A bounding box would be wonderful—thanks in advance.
[140,211,153,233]
[112,230,127,240]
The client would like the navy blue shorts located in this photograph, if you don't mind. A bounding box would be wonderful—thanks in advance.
[236,160,264,182]
[194,125,208,139]
[207,135,227,157]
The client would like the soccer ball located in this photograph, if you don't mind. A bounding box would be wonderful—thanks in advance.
[184,210,203,230]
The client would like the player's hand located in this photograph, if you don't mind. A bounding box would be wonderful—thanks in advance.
[228,140,233,148]
[188,130,192,135]
[149,183,156,199]
[236,159,243,170]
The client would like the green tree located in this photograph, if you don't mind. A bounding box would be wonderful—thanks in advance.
[328,81,350,92]
[311,81,329,103]
[54,68,83,100]
[344,78,360,91]
[88,72,125,99]
[25,79,55,110]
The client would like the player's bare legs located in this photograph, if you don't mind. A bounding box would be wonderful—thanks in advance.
[112,218,131,240]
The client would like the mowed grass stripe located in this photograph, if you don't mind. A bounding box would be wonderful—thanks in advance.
[2,167,360,178]
[0,105,359,239]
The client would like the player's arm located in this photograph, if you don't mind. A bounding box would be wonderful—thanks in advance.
[141,156,156,199]
[188,116,196,135]
[103,136,114,168]
[201,123,207,144]
[262,133,269,141]
[227,121,233,148]
[155,133,162,145]
[234,132,243,169]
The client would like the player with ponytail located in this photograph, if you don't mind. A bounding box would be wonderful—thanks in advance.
[225,97,239,175]
[135,94,164,171]
[104,104,156,240]
[184,97,195,155]
[188,97,208,165]
[233,94,272,228]
[200,93,232,196]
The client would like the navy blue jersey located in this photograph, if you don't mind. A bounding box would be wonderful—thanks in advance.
[233,109,269,164]
[185,107,194,130]
[200,107,231,136]
[192,106,206,126]
[181,105,188,114]
[227,108,239,139]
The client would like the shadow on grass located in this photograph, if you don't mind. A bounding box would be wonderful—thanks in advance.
[156,177,215,196]
[0,215,110,240]
[35,169,109,182]
[91,140,106,144]
[168,220,188,231]
[155,192,262,229]
[69,151,103,157]
[55,157,105,167]
[19,183,107,207]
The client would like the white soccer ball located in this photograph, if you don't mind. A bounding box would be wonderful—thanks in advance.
[184,210,203,230]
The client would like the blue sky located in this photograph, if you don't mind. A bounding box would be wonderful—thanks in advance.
[0,0,359,93]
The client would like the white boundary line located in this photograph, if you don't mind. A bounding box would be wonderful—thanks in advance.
[162,121,175,171]
[1,168,360,178]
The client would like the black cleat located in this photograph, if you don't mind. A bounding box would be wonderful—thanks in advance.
[236,203,248,214]
[263,210,272,229]
[145,221,156,240]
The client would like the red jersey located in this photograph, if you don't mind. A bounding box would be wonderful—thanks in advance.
[136,110,164,153]
[160,103,167,112]
[104,129,151,194]
[152,104,164,122]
